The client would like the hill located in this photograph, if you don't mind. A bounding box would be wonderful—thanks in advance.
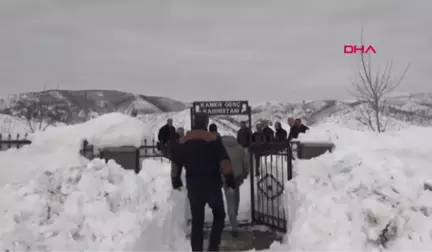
[0,89,187,123]
[138,92,432,137]
[1,90,432,135]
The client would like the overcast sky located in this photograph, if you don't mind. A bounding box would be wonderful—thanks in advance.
[0,0,431,103]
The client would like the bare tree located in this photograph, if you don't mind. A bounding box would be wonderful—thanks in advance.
[0,116,14,135]
[350,30,410,133]
[6,98,71,133]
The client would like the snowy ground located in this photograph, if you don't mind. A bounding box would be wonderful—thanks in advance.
[279,123,432,251]
[0,112,431,251]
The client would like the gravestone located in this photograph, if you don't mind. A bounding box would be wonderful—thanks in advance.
[101,146,139,173]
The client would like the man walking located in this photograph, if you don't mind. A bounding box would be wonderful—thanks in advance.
[170,113,237,251]
[220,135,250,237]
[157,118,177,158]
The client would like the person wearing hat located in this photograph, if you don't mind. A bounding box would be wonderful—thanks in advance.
[170,113,237,252]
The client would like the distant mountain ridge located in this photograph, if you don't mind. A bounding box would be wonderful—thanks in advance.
[0,89,187,123]
[249,93,432,127]
[1,90,432,132]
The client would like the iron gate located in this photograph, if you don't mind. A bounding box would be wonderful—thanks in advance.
[249,142,293,232]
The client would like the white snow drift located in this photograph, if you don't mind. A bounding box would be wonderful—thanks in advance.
[0,112,432,251]
[0,113,180,251]
[282,123,432,251]
[0,113,151,186]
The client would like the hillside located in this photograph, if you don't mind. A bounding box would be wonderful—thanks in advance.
[139,92,432,137]
[1,90,432,135]
[0,89,186,123]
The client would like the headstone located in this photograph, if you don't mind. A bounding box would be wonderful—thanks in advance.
[101,146,138,172]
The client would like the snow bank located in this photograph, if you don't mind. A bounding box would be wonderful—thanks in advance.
[0,113,152,185]
[132,160,190,251]
[0,159,176,251]
[0,112,181,251]
[30,112,152,150]
[282,123,432,250]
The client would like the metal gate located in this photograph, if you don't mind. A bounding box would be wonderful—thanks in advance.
[249,142,293,232]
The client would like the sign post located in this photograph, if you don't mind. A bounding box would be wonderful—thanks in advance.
[192,100,249,116]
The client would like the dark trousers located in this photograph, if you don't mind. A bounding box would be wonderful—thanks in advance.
[160,142,175,160]
[188,185,226,251]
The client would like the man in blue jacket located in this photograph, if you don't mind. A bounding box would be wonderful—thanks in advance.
[171,113,237,252]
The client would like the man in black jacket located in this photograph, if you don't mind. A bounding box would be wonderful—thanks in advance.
[171,113,236,252]
[236,121,251,148]
[251,123,264,176]
[251,123,264,143]
[274,121,287,141]
[296,119,309,133]
[287,118,309,140]
[209,123,221,139]
[158,119,176,145]
[157,119,177,157]
[261,121,274,142]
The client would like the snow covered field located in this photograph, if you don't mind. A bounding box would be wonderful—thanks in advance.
[0,112,431,251]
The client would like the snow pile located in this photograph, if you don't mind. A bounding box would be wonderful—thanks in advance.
[0,158,178,251]
[30,112,152,150]
[132,159,190,251]
[0,113,152,186]
[283,123,432,250]
[0,112,188,251]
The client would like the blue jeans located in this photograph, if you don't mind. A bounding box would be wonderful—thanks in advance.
[223,187,240,231]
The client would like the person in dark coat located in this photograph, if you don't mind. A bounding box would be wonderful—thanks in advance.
[236,121,251,148]
[261,121,274,142]
[296,118,309,133]
[251,123,264,143]
[274,121,287,141]
[251,123,264,176]
[287,117,309,140]
[209,123,221,139]
[158,118,176,146]
[171,113,236,252]
[157,119,177,158]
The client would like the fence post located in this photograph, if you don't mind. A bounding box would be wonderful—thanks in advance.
[135,147,140,174]
[7,134,11,149]
[287,142,293,181]
[249,144,256,225]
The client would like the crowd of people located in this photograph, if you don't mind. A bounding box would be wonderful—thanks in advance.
[156,115,309,252]
[235,117,309,148]
[157,117,309,153]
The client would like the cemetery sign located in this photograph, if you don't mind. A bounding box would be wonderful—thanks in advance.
[192,100,249,115]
